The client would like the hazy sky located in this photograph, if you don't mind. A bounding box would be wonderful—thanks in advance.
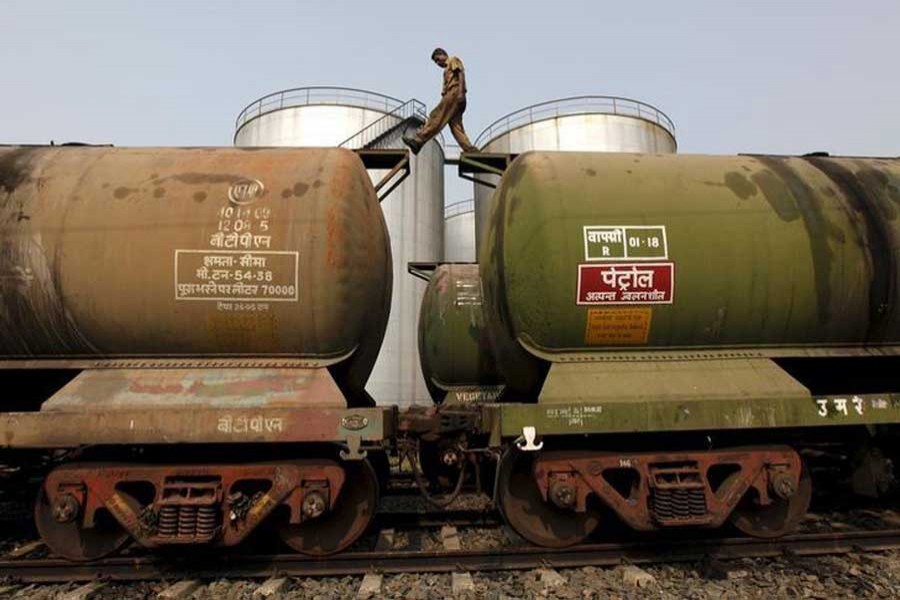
[4,0,898,203]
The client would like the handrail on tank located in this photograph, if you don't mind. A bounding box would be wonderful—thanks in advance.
[444,199,475,219]
[234,86,408,132]
[339,99,427,149]
[474,95,676,148]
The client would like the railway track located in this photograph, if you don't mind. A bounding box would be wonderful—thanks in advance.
[2,527,899,584]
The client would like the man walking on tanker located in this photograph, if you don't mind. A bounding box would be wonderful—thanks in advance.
[403,48,479,155]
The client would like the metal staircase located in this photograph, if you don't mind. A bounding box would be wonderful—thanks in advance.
[339,99,427,150]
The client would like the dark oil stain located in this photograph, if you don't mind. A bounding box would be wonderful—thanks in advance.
[113,186,138,199]
[855,167,898,220]
[755,156,836,325]
[72,195,81,202]
[0,148,36,195]
[193,191,208,203]
[153,188,166,198]
[504,154,532,227]
[751,170,800,221]
[723,172,758,199]
[804,157,896,340]
[281,188,292,199]
[102,183,110,189]
[626,170,633,174]
[293,182,310,197]
[584,168,597,177]
[888,184,900,204]
[312,180,323,189]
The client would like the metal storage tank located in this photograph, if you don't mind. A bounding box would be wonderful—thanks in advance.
[472,96,677,257]
[443,199,476,263]
[234,87,444,406]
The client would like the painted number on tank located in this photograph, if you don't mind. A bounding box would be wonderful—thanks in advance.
[545,405,603,427]
[583,225,668,261]
[175,250,299,302]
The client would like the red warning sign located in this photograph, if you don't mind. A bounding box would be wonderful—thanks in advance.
[577,262,675,305]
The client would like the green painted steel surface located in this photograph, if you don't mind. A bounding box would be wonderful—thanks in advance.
[489,390,900,438]
[418,263,501,402]
[480,152,900,399]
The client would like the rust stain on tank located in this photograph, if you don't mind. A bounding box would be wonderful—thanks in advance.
[129,381,186,395]
[113,187,138,199]
[293,182,309,197]
[186,374,308,397]
[325,197,343,268]
[167,173,244,185]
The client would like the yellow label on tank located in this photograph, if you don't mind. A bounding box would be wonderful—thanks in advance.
[584,308,652,345]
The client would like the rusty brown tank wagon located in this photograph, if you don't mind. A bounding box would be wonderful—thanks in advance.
[442,150,900,547]
[0,145,410,560]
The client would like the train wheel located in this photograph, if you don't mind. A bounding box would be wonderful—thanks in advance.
[34,487,130,562]
[730,462,812,538]
[278,459,379,555]
[497,450,600,548]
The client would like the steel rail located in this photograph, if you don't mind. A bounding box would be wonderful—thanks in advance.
[4,528,899,583]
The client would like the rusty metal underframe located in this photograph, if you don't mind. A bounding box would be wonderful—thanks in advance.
[0,406,391,449]
[43,461,345,548]
[533,446,802,530]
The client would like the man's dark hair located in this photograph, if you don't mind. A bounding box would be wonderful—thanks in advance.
[431,47,448,60]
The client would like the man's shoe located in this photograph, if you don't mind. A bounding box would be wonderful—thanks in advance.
[402,135,422,156]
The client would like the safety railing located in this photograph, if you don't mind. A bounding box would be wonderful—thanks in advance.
[474,96,676,148]
[444,199,475,219]
[234,87,407,132]
[339,99,427,149]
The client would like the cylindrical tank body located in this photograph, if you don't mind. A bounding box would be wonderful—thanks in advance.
[473,96,677,259]
[234,88,444,406]
[481,151,900,399]
[0,146,391,406]
[443,200,476,263]
[418,264,500,403]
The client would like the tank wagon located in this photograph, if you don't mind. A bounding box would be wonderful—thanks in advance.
[0,145,410,560]
[3,143,900,561]
[431,150,900,547]
[413,262,502,405]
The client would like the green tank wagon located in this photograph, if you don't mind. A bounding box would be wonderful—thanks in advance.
[468,150,900,547]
